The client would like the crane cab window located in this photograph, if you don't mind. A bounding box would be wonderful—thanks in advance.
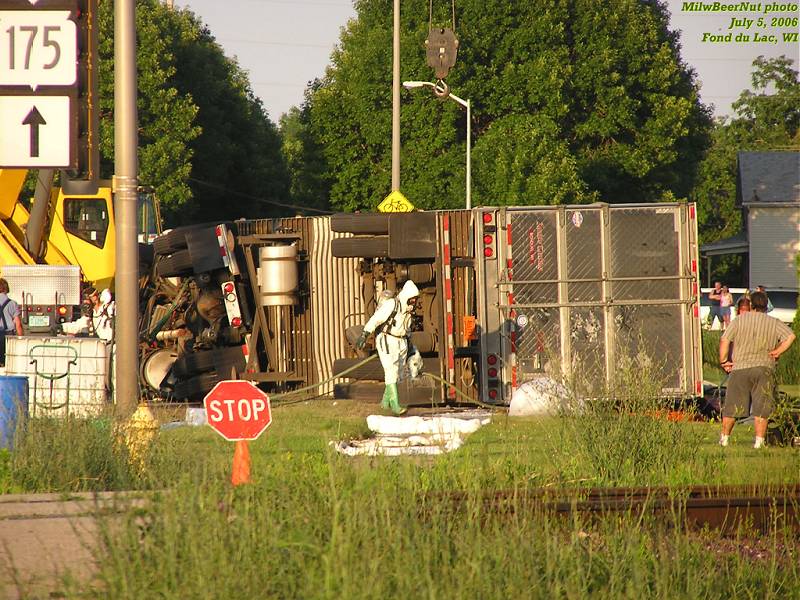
[64,198,109,248]
[137,191,161,243]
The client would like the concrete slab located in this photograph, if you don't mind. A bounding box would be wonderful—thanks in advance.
[0,492,147,599]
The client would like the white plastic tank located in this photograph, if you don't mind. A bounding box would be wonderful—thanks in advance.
[257,244,299,306]
[1,336,109,418]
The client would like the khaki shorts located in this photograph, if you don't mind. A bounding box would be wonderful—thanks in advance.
[722,366,775,419]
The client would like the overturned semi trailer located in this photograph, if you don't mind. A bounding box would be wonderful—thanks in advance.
[142,203,702,405]
[328,203,703,405]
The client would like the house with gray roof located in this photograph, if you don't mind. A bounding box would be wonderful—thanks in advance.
[701,151,799,291]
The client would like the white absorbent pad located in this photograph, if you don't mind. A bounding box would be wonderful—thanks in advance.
[334,413,491,457]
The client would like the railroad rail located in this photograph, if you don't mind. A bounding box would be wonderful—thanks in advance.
[434,484,800,533]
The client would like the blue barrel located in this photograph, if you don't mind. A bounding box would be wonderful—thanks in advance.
[0,376,29,450]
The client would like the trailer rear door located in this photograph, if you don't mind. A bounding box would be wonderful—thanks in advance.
[475,204,702,404]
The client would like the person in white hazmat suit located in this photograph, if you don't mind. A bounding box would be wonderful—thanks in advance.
[61,287,115,342]
[61,287,116,392]
[356,280,422,415]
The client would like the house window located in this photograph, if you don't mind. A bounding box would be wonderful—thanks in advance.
[64,198,109,248]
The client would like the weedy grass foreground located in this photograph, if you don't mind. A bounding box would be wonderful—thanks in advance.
[80,461,800,600]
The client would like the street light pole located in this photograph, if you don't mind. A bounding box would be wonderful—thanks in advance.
[114,0,139,416]
[391,0,400,191]
[465,97,471,210]
[403,81,471,209]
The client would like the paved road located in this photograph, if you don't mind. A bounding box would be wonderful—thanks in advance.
[0,492,145,599]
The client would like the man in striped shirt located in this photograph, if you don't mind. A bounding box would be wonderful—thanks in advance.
[718,291,795,448]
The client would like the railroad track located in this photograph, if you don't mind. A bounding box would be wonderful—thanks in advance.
[434,484,800,533]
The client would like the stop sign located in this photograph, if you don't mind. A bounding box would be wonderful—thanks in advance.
[203,381,272,441]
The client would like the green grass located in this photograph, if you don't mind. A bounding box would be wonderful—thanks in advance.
[1,321,797,597]
[2,399,800,598]
[5,402,798,495]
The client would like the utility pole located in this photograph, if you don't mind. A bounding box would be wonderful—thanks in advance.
[391,0,400,191]
[114,0,139,415]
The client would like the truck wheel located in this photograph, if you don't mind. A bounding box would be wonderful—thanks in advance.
[140,347,177,392]
[331,213,390,235]
[173,349,217,378]
[331,236,389,258]
[173,372,219,400]
[174,347,247,379]
[156,249,194,277]
[153,222,217,256]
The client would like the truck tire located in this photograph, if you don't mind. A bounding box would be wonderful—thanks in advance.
[331,236,389,258]
[173,372,219,400]
[153,222,217,256]
[173,347,246,379]
[173,349,217,378]
[331,213,390,235]
[156,249,194,277]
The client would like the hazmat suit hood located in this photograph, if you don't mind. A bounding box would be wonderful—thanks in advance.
[397,280,420,306]
[377,289,396,307]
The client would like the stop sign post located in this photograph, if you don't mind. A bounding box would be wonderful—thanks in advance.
[204,380,272,486]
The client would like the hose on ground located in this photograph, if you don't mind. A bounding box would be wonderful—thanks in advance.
[270,353,378,403]
[270,352,501,411]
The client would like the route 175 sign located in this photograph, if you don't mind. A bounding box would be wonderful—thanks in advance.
[0,1,95,171]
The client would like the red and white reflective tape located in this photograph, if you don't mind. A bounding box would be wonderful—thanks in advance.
[215,225,228,265]
[215,224,240,276]
[507,220,517,390]
[442,215,456,398]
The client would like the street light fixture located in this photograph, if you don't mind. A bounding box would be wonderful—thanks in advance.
[403,80,472,210]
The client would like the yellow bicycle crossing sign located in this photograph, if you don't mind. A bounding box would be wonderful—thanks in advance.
[377,190,415,213]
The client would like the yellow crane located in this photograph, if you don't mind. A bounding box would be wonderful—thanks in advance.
[0,168,161,290]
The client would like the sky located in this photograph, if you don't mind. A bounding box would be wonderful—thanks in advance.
[174,0,798,122]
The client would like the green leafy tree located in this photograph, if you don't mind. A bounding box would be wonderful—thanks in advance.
[692,122,742,245]
[168,16,289,223]
[731,55,800,146]
[97,1,289,224]
[303,0,711,212]
[97,0,200,216]
[280,94,331,213]
[472,114,590,204]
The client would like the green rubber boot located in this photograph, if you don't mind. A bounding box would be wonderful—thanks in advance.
[380,385,391,411]
[385,383,407,416]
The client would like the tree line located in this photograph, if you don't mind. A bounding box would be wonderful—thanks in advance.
[92,0,797,244]
[96,0,289,225]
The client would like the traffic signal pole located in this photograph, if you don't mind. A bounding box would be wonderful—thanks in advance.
[113,0,139,416]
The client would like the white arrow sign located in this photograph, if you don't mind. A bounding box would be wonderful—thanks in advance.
[0,11,77,90]
[0,95,71,167]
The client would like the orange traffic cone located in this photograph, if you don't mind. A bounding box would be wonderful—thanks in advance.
[231,440,251,486]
